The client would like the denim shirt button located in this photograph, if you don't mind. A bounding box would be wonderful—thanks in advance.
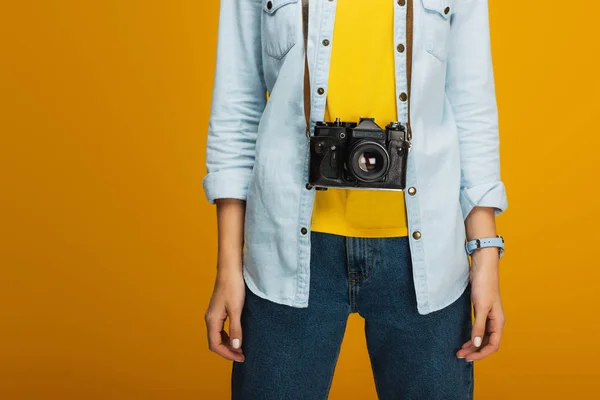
[412,231,422,240]
[301,227,308,235]
[305,183,313,190]
[408,186,416,196]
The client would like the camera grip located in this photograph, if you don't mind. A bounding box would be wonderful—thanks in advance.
[386,139,409,190]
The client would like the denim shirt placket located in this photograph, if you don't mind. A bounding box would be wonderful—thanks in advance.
[395,0,431,313]
[294,0,337,306]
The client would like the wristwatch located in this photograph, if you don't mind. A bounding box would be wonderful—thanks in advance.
[465,235,505,259]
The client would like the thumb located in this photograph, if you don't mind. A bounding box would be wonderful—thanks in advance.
[471,304,488,348]
[228,307,244,353]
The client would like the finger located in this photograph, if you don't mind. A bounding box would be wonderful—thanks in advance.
[220,329,242,356]
[228,307,244,354]
[206,314,245,362]
[456,340,476,358]
[219,327,245,362]
[465,330,501,361]
[221,330,245,361]
[457,333,491,359]
[464,315,503,361]
[471,303,490,349]
[458,308,494,359]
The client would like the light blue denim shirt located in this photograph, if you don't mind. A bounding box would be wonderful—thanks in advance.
[203,0,508,314]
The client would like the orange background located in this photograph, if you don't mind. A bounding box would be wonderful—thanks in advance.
[1,1,599,399]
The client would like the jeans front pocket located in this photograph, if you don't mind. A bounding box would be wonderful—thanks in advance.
[261,0,299,60]
[421,0,455,63]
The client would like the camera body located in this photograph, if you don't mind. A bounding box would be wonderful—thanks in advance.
[308,117,411,190]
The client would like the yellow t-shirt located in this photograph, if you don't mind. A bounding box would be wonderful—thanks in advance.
[310,0,409,238]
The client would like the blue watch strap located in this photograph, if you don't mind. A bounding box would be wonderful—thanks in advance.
[465,235,505,259]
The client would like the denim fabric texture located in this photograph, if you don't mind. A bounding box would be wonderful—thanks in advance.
[203,0,508,314]
[231,231,474,400]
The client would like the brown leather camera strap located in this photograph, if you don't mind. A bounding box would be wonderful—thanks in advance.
[301,0,311,136]
[406,0,413,140]
[301,0,413,139]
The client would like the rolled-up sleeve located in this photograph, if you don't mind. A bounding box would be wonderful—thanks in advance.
[445,0,508,220]
[202,0,267,204]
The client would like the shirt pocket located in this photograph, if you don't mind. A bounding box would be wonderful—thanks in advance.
[262,0,299,60]
[421,0,456,63]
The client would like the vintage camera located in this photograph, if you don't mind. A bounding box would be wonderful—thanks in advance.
[308,117,411,190]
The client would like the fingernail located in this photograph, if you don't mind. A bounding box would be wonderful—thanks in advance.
[457,355,465,359]
[234,359,244,363]
[473,336,482,347]
[232,338,240,349]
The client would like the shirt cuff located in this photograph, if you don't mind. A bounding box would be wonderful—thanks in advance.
[202,168,252,204]
[459,181,508,220]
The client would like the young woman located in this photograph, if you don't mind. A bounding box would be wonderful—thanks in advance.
[203,0,508,398]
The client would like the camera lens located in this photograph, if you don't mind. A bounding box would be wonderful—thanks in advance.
[358,151,382,173]
[348,141,389,182]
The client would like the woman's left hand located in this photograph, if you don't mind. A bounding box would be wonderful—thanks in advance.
[456,247,505,361]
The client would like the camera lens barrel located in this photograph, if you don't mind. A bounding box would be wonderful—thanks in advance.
[348,140,390,183]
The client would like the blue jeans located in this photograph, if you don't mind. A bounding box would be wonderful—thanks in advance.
[232,232,474,400]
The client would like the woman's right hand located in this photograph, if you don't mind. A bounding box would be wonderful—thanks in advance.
[204,264,246,362]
